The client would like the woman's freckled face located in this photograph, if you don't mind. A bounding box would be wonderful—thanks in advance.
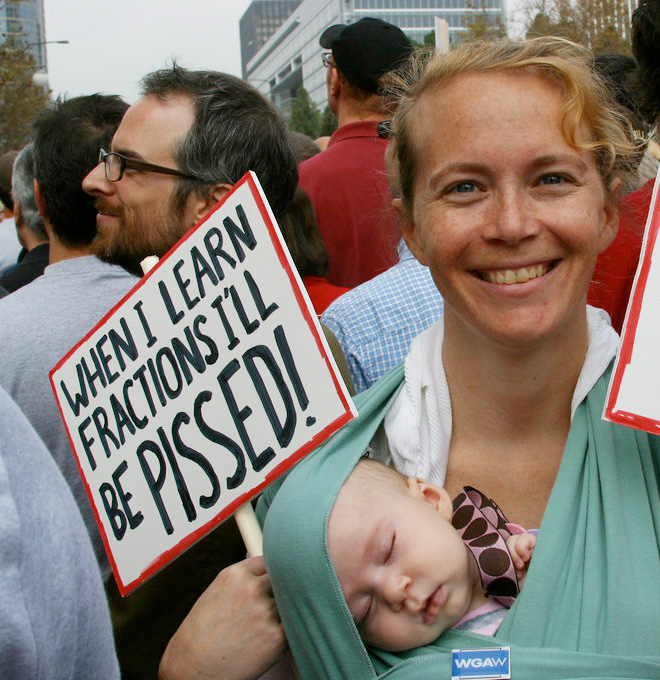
[402,70,618,349]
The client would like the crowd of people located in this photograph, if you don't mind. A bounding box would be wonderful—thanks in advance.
[0,2,660,679]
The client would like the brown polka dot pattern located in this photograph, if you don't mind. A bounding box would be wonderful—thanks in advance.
[451,486,520,608]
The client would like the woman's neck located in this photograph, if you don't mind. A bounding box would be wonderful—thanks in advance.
[443,311,588,446]
[441,309,589,527]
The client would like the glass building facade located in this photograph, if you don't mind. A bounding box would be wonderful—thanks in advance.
[352,0,504,45]
[240,0,302,77]
[0,0,46,71]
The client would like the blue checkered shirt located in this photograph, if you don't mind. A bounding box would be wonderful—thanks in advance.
[322,241,444,393]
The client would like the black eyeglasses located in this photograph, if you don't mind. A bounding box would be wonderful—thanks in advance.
[98,148,199,182]
[321,52,333,68]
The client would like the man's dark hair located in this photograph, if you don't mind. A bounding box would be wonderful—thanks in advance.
[33,94,128,247]
[0,150,19,211]
[140,64,297,219]
[594,54,643,125]
[632,0,660,124]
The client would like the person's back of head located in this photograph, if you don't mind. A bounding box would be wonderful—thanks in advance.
[594,53,647,183]
[594,54,644,128]
[0,150,19,213]
[33,94,129,248]
[320,18,413,116]
[11,144,47,243]
[632,0,660,125]
[288,131,321,163]
[140,64,297,219]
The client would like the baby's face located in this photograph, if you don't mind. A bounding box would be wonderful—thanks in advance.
[328,472,480,652]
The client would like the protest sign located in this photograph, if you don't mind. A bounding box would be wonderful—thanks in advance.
[50,172,356,595]
[606,171,660,433]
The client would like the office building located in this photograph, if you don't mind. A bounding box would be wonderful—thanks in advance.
[242,0,506,117]
[0,0,47,71]
[240,1,302,77]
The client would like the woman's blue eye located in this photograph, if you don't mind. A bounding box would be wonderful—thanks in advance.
[541,174,564,185]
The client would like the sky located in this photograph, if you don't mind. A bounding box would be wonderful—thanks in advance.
[42,0,525,105]
[43,0,254,104]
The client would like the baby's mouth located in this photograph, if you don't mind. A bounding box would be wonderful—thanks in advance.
[475,262,556,285]
[421,585,446,625]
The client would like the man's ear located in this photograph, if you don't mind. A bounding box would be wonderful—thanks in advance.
[394,197,429,267]
[191,183,232,224]
[328,66,341,98]
[33,178,47,219]
[406,477,453,520]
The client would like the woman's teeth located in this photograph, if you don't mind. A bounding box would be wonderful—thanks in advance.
[482,264,549,284]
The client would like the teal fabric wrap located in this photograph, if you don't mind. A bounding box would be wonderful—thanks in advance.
[260,363,660,679]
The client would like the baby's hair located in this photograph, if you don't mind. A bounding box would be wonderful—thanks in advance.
[351,457,408,492]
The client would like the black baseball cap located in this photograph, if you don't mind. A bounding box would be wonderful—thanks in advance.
[320,17,413,94]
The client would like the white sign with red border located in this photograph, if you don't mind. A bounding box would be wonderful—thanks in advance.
[606,169,660,433]
[50,172,356,595]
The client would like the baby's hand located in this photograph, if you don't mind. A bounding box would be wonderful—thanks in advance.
[506,533,536,582]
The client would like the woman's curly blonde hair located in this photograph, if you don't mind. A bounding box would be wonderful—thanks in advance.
[385,37,643,213]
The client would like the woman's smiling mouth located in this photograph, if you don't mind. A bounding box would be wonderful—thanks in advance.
[475,262,556,285]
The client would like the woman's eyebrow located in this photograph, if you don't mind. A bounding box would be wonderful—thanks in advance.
[428,162,489,191]
[529,154,589,172]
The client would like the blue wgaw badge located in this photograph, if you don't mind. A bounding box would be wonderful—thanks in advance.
[451,647,511,679]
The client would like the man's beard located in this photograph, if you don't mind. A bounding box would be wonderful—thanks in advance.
[91,198,187,275]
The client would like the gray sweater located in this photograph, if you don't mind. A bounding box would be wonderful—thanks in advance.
[0,256,137,581]
[0,384,119,678]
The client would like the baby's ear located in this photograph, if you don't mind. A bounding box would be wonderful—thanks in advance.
[406,477,453,520]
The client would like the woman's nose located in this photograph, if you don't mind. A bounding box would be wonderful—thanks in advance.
[484,189,539,245]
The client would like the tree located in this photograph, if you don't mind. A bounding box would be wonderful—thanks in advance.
[289,87,321,139]
[319,106,337,137]
[462,0,508,43]
[521,0,632,56]
[0,4,50,155]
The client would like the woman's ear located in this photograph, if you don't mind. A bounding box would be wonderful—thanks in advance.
[393,198,430,267]
[406,477,453,520]
[597,177,622,255]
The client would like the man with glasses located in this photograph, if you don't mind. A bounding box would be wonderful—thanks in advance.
[83,64,297,272]
[298,17,412,289]
[82,64,299,680]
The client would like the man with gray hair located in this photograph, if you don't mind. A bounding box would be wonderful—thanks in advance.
[0,144,49,292]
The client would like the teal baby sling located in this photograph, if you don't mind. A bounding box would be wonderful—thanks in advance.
[259,364,660,679]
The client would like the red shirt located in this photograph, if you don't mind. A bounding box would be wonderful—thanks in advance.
[298,121,399,288]
[588,179,654,333]
[303,276,349,316]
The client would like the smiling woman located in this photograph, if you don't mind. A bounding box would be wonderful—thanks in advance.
[259,37,660,680]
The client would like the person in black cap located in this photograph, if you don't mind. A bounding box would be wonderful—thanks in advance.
[298,17,413,289]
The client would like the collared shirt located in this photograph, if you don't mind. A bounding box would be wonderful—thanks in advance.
[322,240,444,392]
[298,120,399,287]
